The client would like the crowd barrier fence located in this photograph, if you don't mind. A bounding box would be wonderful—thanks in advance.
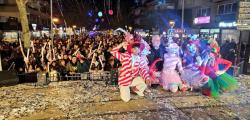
[16,62,244,87]
[17,69,119,86]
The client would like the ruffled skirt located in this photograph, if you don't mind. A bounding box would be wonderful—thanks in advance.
[160,69,183,90]
[181,68,209,88]
[202,73,239,98]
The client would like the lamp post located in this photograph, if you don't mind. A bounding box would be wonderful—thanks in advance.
[50,0,53,48]
[180,0,185,41]
[181,0,184,30]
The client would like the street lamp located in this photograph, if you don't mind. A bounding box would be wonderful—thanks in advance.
[181,0,185,30]
[52,18,59,23]
[169,20,175,28]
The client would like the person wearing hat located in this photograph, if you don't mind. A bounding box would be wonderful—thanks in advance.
[111,41,152,102]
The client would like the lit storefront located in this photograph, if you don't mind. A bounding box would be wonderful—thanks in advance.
[193,16,221,39]
[199,28,220,40]
[219,21,240,44]
[2,31,18,42]
[41,27,50,38]
[197,21,240,45]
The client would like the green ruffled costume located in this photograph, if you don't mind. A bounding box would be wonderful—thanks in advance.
[202,73,239,98]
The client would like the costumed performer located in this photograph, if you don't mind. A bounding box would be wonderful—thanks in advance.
[181,39,209,90]
[160,43,187,92]
[110,40,152,102]
[201,46,239,98]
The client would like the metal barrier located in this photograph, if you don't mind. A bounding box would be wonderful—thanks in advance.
[17,69,119,86]
[15,63,244,87]
[61,71,118,85]
[17,72,50,86]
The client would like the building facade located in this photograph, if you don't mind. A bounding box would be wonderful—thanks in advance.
[0,0,51,40]
[177,0,240,44]
[0,0,50,31]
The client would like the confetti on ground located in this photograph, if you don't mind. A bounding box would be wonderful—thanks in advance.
[0,76,250,119]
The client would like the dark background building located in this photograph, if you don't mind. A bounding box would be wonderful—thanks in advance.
[0,0,50,31]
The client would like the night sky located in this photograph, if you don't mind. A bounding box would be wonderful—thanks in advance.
[52,0,135,29]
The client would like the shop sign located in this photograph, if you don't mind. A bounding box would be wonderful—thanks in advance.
[200,29,210,33]
[237,26,250,30]
[237,19,250,25]
[237,1,250,30]
[193,16,210,25]
[210,29,220,33]
[239,8,250,14]
[219,22,236,28]
[200,29,220,34]
[238,14,250,19]
[239,2,250,8]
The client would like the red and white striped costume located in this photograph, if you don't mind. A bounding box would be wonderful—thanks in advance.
[111,47,150,86]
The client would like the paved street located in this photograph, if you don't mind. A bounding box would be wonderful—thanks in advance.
[0,75,250,120]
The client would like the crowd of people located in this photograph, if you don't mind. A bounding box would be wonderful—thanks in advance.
[0,28,239,102]
[0,32,125,75]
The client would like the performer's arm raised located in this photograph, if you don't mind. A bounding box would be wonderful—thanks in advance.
[110,42,128,61]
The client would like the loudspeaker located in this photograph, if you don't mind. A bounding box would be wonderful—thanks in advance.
[18,72,37,83]
[0,71,19,87]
